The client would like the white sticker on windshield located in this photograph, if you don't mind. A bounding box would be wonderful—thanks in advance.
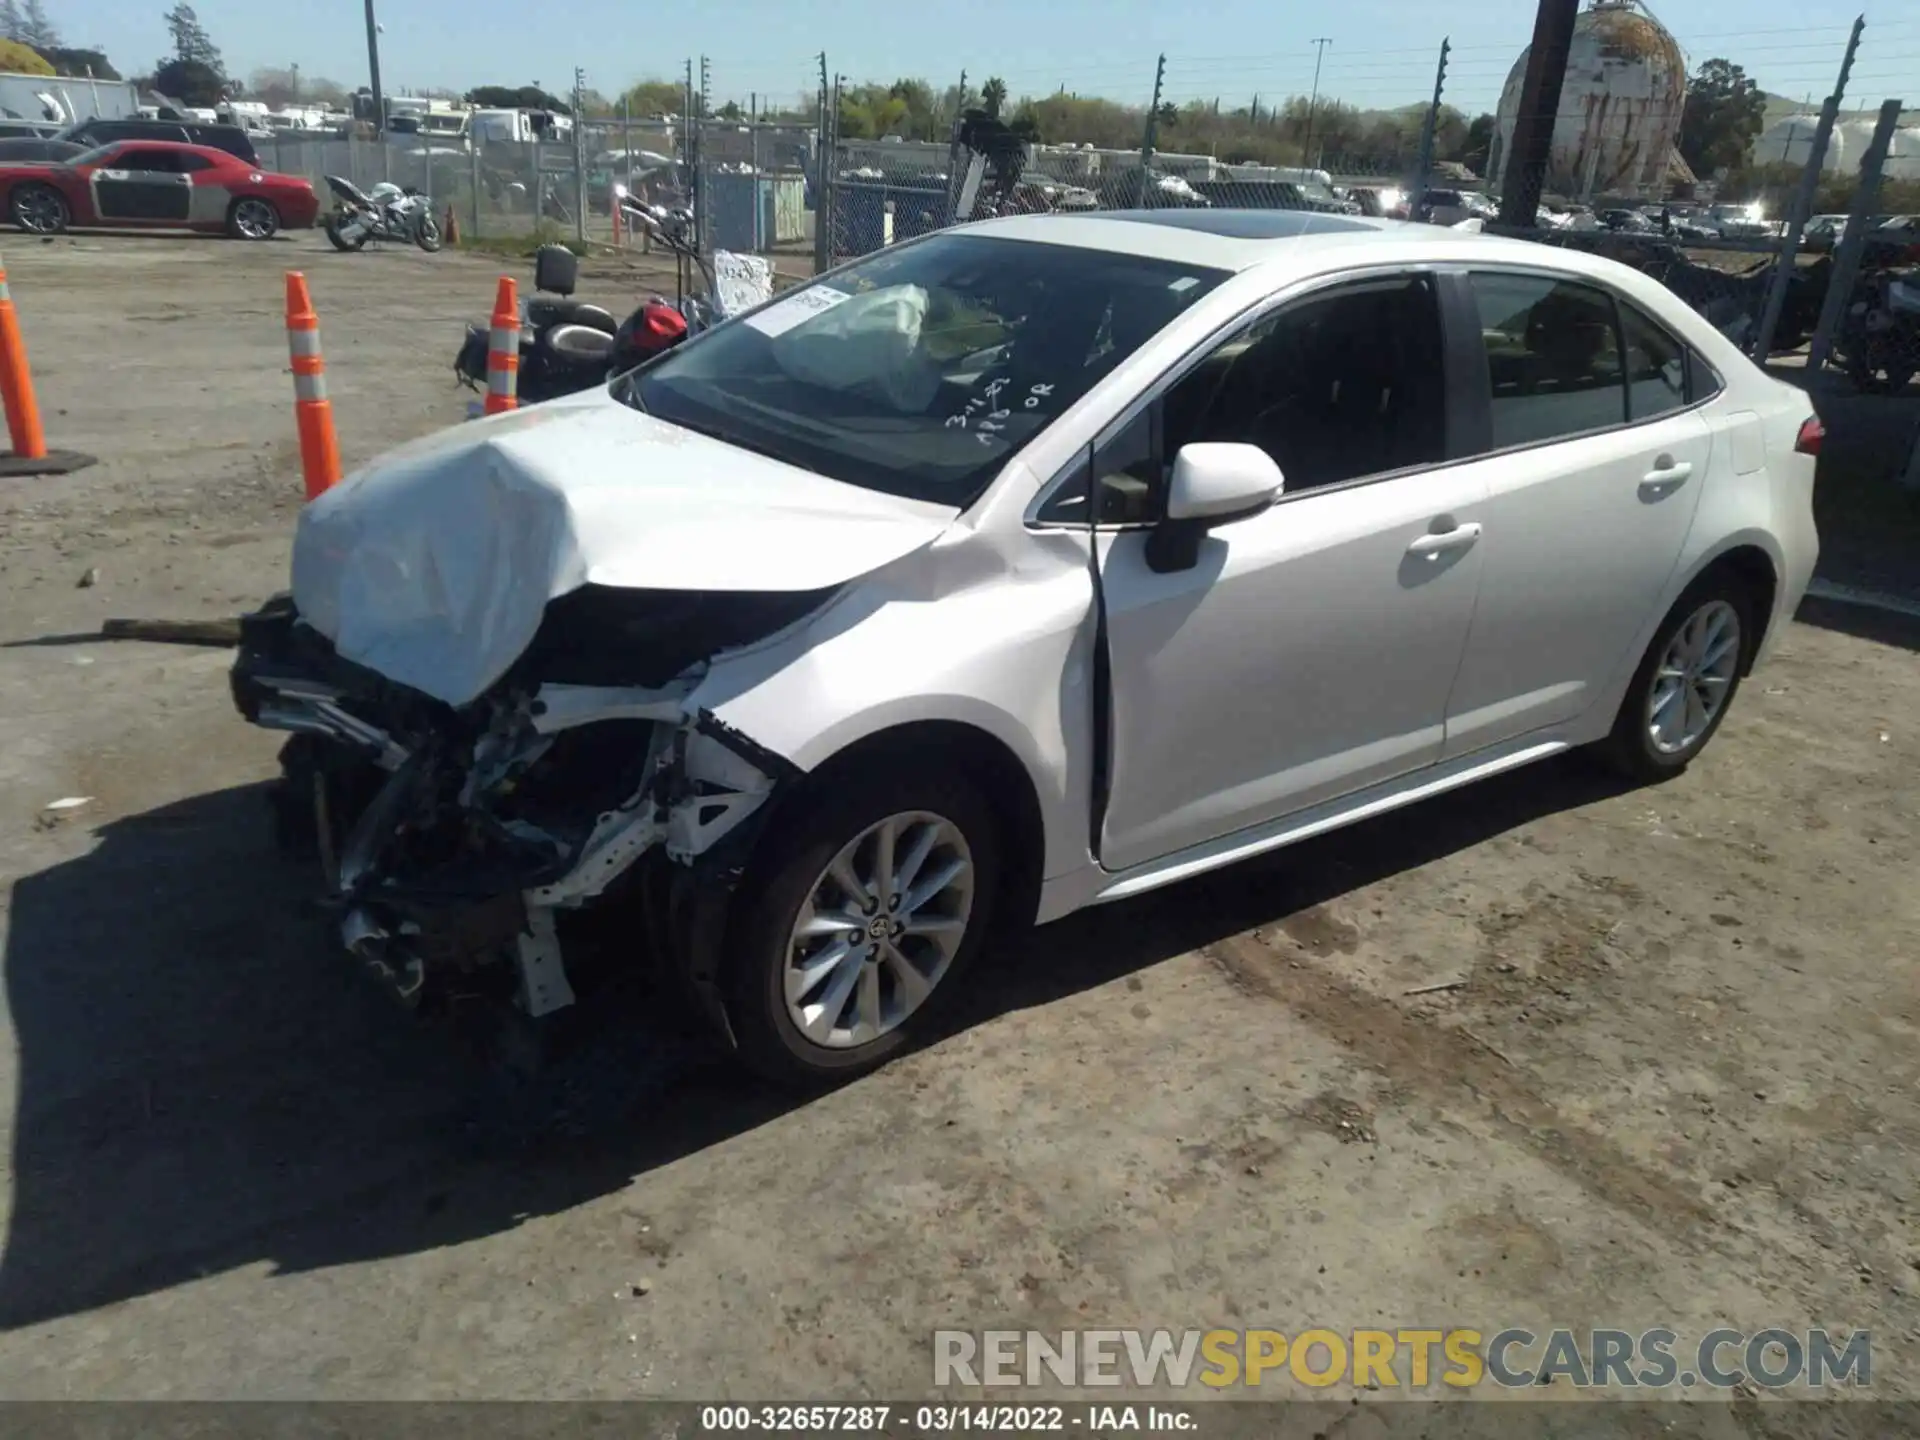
[1168,276,1201,293]
[742,285,852,338]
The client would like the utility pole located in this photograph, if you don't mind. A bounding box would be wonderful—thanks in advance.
[1140,52,1167,184]
[1301,38,1331,169]
[572,66,588,243]
[1496,0,1579,227]
[813,52,830,271]
[956,68,967,121]
[1408,38,1450,219]
[361,0,384,135]
[696,56,711,252]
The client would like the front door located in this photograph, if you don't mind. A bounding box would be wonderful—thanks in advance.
[89,149,193,222]
[1440,270,1714,756]
[1093,270,1489,873]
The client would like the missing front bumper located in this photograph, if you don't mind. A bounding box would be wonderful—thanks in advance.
[231,597,787,1029]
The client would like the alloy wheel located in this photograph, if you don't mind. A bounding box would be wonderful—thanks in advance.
[232,198,277,239]
[14,187,64,234]
[783,810,975,1049]
[1646,598,1741,756]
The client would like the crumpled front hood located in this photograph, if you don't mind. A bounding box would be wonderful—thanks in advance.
[291,389,958,707]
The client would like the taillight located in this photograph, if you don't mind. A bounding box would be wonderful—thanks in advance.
[1794,415,1824,456]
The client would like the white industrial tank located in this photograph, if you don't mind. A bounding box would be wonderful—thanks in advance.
[1753,115,1920,182]
[1491,0,1688,200]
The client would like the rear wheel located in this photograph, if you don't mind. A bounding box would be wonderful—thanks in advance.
[1597,573,1753,783]
[10,182,68,235]
[323,212,368,252]
[227,196,280,241]
[721,765,1001,1088]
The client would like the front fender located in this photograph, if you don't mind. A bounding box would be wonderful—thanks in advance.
[689,525,1100,884]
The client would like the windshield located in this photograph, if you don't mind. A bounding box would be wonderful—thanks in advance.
[624,233,1230,506]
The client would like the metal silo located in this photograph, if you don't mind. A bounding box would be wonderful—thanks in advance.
[1491,0,1689,201]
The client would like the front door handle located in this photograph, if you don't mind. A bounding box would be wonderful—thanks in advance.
[1406,522,1483,559]
[1640,457,1694,497]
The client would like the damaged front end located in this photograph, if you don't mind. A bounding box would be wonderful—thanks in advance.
[230,590,810,1038]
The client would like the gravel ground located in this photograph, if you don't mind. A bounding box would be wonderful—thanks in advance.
[0,233,1917,1421]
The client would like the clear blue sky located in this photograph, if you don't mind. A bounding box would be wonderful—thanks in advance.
[47,0,1919,118]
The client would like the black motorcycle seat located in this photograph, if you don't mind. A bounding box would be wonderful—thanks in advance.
[526,298,620,334]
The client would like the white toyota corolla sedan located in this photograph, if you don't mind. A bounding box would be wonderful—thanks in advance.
[232,210,1820,1086]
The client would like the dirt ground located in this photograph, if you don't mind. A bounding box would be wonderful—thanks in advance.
[0,232,1917,1421]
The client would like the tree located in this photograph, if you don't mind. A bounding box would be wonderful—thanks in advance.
[16,0,53,47]
[980,76,1006,117]
[618,78,685,117]
[153,55,223,105]
[0,2,18,42]
[162,4,222,71]
[42,45,120,79]
[716,99,742,120]
[465,83,569,112]
[0,36,51,73]
[1679,58,1767,180]
[1452,112,1495,174]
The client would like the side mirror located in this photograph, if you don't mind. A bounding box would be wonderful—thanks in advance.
[533,242,577,297]
[1146,442,1284,574]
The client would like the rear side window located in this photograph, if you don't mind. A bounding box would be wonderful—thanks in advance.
[1469,273,1625,448]
[1619,300,1688,421]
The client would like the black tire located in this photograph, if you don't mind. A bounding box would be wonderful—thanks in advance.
[414,214,443,252]
[1596,570,1755,784]
[227,196,280,241]
[10,182,68,235]
[324,213,368,252]
[721,764,1001,1089]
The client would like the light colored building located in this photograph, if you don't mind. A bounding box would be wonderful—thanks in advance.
[1753,114,1920,182]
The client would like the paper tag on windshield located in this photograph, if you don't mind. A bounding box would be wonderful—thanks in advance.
[743,285,851,338]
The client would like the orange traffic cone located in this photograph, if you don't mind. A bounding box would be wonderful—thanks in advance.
[0,248,95,476]
[484,276,519,415]
[285,272,342,499]
[443,202,460,244]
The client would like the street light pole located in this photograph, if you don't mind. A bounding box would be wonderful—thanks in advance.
[1301,37,1331,169]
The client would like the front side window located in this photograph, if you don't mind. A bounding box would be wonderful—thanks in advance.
[624,233,1229,507]
[114,149,180,173]
[1470,272,1626,448]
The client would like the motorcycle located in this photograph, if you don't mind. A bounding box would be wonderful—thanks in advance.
[323,176,443,253]
[1833,266,1920,394]
[453,196,773,409]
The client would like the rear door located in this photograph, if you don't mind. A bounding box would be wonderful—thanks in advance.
[89,147,193,222]
[1440,268,1714,757]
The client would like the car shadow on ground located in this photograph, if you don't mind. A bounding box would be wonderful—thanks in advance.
[0,756,1633,1331]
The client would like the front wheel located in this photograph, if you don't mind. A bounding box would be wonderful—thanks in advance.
[1597,574,1753,783]
[414,212,443,252]
[10,182,68,235]
[227,196,280,241]
[721,766,1001,1088]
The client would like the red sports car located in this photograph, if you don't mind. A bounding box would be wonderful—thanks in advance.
[1,139,320,240]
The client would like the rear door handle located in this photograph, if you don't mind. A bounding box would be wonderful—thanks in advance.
[1406,522,1482,558]
[1640,457,1693,496]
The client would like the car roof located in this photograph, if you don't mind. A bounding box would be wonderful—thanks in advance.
[85,138,234,157]
[954,210,1630,280]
